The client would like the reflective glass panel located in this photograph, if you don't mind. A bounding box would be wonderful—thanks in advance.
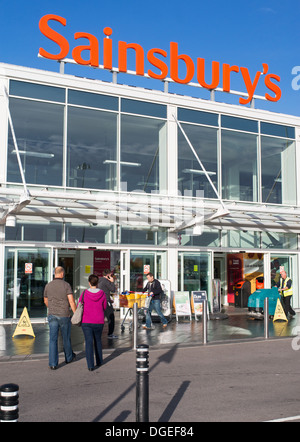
[221,115,258,133]
[67,107,117,190]
[121,99,166,118]
[261,136,296,205]
[178,108,218,127]
[262,232,298,250]
[121,227,167,245]
[178,124,218,198]
[261,122,295,139]
[68,89,118,111]
[6,223,62,242]
[7,98,64,186]
[121,115,167,193]
[10,80,65,103]
[221,130,258,202]
[65,224,113,243]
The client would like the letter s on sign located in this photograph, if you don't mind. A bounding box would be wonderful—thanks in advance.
[39,14,69,60]
[264,73,282,102]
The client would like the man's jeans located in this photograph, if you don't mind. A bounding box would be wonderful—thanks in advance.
[145,299,168,328]
[48,315,73,367]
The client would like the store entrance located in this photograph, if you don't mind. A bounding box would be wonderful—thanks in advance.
[214,252,265,308]
[4,247,52,319]
[57,249,121,302]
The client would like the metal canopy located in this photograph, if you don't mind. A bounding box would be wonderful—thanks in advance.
[0,187,300,233]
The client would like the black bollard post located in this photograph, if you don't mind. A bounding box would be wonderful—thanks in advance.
[0,384,19,422]
[136,344,149,422]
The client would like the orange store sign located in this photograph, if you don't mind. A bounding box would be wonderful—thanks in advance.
[39,14,282,105]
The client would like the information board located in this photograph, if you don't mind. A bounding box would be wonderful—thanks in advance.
[192,291,210,321]
[174,291,192,321]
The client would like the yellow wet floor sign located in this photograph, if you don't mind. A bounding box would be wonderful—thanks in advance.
[273,299,288,323]
[12,307,35,338]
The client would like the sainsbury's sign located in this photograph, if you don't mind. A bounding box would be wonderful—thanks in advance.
[39,14,282,105]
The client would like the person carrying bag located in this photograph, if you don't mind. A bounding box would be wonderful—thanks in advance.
[77,274,107,371]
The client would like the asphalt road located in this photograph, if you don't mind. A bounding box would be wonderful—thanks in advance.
[1,337,300,422]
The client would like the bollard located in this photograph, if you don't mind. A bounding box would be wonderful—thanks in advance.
[202,299,208,344]
[136,344,149,422]
[133,302,138,350]
[0,384,19,422]
[264,297,269,339]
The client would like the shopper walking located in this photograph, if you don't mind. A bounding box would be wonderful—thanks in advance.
[277,269,296,318]
[142,273,168,330]
[44,266,77,370]
[79,274,107,371]
[98,269,118,339]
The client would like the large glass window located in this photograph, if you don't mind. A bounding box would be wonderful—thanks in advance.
[262,232,298,250]
[179,229,220,247]
[221,130,258,202]
[6,222,62,242]
[223,230,261,248]
[7,98,64,186]
[121,115,167,193]
[178,124,218,198]
[67,107,117,190]
[261,136,296,205]
[65,223,114,243]
[121,227,167,245]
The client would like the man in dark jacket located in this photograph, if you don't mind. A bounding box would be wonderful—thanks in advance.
[98,269,118,339]
[142,273,168,329]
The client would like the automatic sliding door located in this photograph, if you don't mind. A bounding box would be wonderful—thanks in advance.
[129,251,167,291]
[4,247,52,319]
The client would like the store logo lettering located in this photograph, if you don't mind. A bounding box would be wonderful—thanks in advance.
[39,14,282,105]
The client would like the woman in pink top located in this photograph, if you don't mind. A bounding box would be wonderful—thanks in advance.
[78,274,107,371]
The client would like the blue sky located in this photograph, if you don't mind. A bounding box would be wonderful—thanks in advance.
[1,0,300,116]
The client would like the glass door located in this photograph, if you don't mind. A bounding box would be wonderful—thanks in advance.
[129,251,167,291]
[4,247,52,319]
[270,254,299,309]
[178,252,212,302]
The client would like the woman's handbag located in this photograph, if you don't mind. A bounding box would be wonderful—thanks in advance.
[71,291,85,326]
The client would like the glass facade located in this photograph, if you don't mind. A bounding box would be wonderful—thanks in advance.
[261,136,296,205]
[178,108,297,204]
[67,107,118,190]
[0,74,299,320]
[121,115,166,193]
[221,130,258,202]
[8,98,64,186]
[178,124,218,198]
[7,81,297,207]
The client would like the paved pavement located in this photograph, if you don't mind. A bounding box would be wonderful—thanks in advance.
[1,308,300,357]
[1,309,300,422]
[1,337,300,422]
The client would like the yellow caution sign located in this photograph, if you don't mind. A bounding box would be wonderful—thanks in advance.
[273,299,288,323]
[12,307,35,338]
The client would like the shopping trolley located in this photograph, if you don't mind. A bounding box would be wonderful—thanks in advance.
[119,292,150,333]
